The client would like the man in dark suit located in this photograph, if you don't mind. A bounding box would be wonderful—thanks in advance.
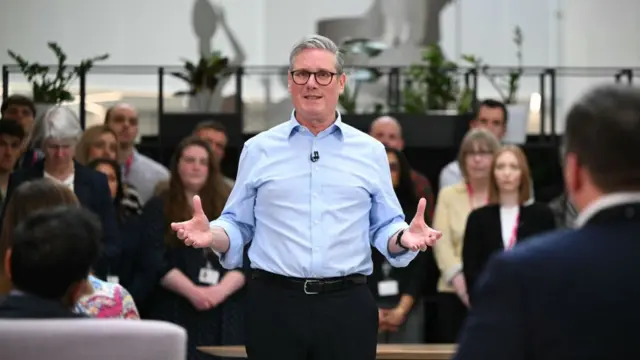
[454,84,640,360]
[0,206,101,318]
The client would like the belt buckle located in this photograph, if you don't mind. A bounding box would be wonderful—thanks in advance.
[303,280,320,295]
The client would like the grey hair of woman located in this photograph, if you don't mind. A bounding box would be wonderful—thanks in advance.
[288,34,344,74]
[31,106,83,148]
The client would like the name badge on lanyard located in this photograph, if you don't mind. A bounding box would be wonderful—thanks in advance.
[377,261,399,297]
[199,261,220,285]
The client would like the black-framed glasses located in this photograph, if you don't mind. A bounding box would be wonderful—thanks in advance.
[290,70,337,86]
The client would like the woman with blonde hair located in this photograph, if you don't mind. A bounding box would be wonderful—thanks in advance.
[432,128,500,342]
[76,125,143,215]
[462,145,555,303]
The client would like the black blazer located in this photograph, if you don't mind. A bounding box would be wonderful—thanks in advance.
[462,202,555,300]
[454,202,640,360]
[0,294,84,319]
[2,159,121,279]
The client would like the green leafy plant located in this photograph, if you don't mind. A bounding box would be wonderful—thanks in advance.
[462,26,524,104]
[7,42,109,104]
[170,51,231,96]
[338,38,387,114]
[402,43,470,113]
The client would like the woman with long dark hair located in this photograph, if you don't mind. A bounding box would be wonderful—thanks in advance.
[143,137,244,359]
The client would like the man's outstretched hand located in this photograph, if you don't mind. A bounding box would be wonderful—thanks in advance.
[400,198,442,252]
[171,195,214,248]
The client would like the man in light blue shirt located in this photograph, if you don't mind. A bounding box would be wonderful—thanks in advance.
[172,34,441,360]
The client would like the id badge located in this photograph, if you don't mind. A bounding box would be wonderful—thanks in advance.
[198,262,220,285]
[377,280,399,297]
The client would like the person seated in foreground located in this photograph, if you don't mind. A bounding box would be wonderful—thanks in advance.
[0,206,101,318]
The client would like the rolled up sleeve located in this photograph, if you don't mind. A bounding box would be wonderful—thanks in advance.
[369,142,416,268]
[211,143,258,269]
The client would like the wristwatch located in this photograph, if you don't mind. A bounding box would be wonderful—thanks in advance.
[395,229,410,250]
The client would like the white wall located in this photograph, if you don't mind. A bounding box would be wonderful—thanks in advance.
[1,0,639,131]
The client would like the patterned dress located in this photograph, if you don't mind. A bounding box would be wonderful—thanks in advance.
[74,275,140,319]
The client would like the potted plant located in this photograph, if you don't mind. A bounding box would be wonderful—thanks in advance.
[392,43,472,147]
[7,42,109,114]
[462,26,527,143]
[170,51,231,112]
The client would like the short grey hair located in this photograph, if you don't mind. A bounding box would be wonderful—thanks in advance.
[32,106,83,147]
[288,34,344,74]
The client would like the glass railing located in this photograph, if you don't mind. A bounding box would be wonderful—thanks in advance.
[1,65,636,138]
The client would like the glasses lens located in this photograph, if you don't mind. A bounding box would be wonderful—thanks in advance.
[292,70,310,85]
[315,71,333,85]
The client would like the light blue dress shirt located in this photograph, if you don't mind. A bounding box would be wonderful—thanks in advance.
[210,112,417,278]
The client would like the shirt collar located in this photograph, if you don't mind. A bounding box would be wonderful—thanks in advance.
[574,192,640,228]
[286,110,344,141]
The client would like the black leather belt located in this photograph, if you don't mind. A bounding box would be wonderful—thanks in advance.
[251,269,367,295]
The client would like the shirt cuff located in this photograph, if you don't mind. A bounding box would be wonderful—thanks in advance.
[209,219,244,270]
[382,222,417,267]
[444,264,463,284]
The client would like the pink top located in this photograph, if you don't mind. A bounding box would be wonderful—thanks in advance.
[74,275,140,319]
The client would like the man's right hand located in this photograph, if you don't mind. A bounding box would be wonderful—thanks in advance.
[172,195,214,248]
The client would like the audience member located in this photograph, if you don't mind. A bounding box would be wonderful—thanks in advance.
[548,146,578,228]
[0,119,26,204]
[0,206,100,318]
[104,103,169,204]
[2,106,121,280]
[372,147,426,343]
[77,126,143,214]
[455,84,640,360]
[432,128,500,342]
[193,120,235,186]
[0,94,41,169]
[87,158,155,309]
[439,100,507,189]
[0,178,139,319]
[461,145,555,302]
[369,115,435,223]
[143,137,240,360]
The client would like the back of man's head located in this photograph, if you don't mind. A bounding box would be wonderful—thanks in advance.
[564,84,640,194]
[7,206,101,300]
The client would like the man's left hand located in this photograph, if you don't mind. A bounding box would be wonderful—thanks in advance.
[401,198,442,251]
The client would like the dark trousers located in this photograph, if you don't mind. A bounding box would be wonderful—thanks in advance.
[245,276,378,360]
[436,292,468,343]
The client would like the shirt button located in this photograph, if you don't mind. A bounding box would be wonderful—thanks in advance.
[314,220,319,224]
[314,167,319,171]
[313,193,317,197]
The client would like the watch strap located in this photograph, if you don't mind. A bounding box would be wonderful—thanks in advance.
[395,229,410,250]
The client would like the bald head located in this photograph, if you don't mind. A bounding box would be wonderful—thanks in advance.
[369,116,404,150]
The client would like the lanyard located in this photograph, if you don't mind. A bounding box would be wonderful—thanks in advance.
[124,153,134,177]
[506,210,520,250]
[466,183,488,208]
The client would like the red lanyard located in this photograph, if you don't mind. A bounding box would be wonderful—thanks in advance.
[466,183,488,208]
[124,153,134,177]
[506,211,520,250]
